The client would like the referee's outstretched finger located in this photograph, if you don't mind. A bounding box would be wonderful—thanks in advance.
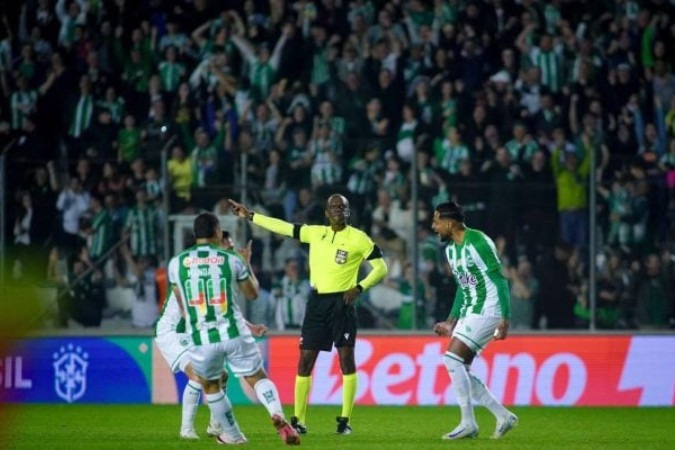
[228,199,247,217]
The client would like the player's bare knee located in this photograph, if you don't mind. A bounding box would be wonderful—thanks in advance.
[448,338,474,362]
[200,378,222,394]
[243,368,267,386]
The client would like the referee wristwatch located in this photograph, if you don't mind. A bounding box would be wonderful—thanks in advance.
[247,211,255,221]
[356,284,364,293]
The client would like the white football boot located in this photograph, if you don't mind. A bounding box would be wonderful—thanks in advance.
[493,412,518,439]
[179,429,199,440]
[442,423,479,440]
[207,422,224,437]
[216,432,248,445]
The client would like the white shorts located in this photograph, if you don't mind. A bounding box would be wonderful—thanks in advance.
[155,332,192,373]
[189,336,263,380]
[452,314,501,353]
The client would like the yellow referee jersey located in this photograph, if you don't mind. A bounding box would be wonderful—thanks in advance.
[299,225,374,293]
[251,213,388,294]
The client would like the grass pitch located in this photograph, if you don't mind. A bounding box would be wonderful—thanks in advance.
[2,404,674,449]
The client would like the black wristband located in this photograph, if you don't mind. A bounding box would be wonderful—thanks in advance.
[248,211,255,221]
[356,284,364,293]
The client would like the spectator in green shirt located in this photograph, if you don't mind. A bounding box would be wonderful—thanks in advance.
[117,114,142,163]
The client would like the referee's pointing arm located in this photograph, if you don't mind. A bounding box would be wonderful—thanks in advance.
[229,196,388,304]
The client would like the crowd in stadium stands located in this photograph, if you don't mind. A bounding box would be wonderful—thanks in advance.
[1,0,674,330]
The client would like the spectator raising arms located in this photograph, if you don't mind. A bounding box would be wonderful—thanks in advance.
[0,0,673,334]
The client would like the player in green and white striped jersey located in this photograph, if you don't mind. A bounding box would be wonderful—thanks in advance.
[167,213,300,445]
[431,202,517,441]
[156,230,268,439]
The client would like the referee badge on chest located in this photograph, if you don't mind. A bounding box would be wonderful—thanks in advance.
[335,249,349,264]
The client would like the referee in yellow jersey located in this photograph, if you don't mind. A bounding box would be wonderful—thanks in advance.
[229,194,388,435]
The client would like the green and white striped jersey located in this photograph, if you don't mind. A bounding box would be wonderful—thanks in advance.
[10,90,37,129]
[158,61,186,92]
[154,291,186,337]
[69,94,94,138]
[445,228,510,319]
[272,276,310,330]
[167,244,252,345]
[435,138,469,175]
[90,209,113,260]
[96,97,125,123]
[396,120,417,162]
[311,47,330,85]
[249,60,276,101]
[310,138,342,186]
[529,47,564,93]
[505,138,539,163]
[125,205,158,257]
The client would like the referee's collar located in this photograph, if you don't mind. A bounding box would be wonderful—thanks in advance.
[327,224,349,233]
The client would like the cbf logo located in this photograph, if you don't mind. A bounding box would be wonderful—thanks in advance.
[53,344,89,403]
[457,272,478,288]
[335,249,348,264]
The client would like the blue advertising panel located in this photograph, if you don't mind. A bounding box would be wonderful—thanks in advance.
[151,337,269,404]
[0,337,152,403]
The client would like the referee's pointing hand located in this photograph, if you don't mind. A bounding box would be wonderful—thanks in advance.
[229,199,249,218]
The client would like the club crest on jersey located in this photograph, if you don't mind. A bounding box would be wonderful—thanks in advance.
[335,249,348,264]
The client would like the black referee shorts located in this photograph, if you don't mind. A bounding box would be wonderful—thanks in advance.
[300,291,357,352]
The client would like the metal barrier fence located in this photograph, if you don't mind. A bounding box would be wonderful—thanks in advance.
[1,140,673,332]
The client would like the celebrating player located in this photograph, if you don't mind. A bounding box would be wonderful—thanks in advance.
[229,194,388,435]
[431,201,518,440]
[167,213,299,445]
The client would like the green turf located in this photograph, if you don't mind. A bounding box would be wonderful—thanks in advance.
[2,404,674,449]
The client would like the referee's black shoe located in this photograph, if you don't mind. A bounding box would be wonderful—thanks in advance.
[290,416,307,434]
[336,417,352,435]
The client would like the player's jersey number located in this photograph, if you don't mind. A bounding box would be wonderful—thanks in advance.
[184,278,228,309]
